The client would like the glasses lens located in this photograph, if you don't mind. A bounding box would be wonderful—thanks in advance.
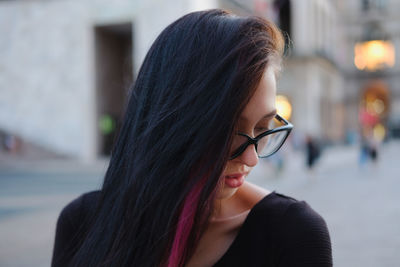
[257,130,288,158]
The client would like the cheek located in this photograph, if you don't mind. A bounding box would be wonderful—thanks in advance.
[222,161,235,175]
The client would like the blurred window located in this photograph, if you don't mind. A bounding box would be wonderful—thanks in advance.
[361,0,388,12]
[362,0,370,11]
[273,0,291,53]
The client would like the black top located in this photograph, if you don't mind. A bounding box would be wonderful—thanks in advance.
[52,191,332,267]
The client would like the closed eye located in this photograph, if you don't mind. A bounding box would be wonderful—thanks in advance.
[254,127,271,134]
[255,120,273,133]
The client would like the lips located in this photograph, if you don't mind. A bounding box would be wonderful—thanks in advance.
[224,173,246,188]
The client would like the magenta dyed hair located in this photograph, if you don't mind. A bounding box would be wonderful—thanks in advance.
[166,177,208,267]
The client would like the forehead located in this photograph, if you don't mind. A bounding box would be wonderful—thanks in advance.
[240,67,277,121]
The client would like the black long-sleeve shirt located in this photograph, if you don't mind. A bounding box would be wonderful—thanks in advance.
[52,191,332,266]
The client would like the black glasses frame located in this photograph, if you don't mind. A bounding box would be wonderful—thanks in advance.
[229,114,293,160]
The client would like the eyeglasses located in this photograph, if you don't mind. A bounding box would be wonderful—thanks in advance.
[229,114,293,160]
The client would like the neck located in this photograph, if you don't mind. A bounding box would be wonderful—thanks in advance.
[212,189,245,220]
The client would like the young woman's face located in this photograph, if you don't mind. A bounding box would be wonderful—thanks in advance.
[218,66,277,200]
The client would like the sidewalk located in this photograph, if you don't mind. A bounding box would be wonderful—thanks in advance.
[0,152,109,175]
[249,140,400,267]
[1,141,400,267]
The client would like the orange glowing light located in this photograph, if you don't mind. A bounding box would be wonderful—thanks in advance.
[276,95,292,120]
[354,40,395,71]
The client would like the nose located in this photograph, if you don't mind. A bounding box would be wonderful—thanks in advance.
[237,143,259,167]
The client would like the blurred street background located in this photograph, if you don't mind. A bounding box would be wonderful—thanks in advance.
[1,0,400,266]
[1,142,400,267]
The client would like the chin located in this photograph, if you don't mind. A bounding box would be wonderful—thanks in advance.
[216,186,239,200]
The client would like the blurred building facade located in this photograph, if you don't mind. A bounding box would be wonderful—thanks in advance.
[227,0,400,145]
[0,0,216,160]
[271,0,346,143]
[0,0,399,160]
[337,0,400,143]
[221,0,346,143]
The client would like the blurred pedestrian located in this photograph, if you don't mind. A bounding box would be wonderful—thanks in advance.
[305,135,321,170]
[368,135,379,163]
[3,134,20,154]
[359,135,370,167]
[52,10,332,267]
[359,126,380,167]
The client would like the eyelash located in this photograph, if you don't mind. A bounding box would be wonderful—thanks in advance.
[236,121,273,134]
[255,126,270,132]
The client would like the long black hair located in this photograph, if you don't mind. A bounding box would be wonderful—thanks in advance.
[70,9,283,267]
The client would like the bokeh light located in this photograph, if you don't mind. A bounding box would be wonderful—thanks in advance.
[99,114,115,135]
[373,123,386,142]
[354,40,395,71]
[276,95,292,120]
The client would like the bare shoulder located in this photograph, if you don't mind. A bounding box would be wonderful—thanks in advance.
[237,181,272,209]
[243,181,271,196]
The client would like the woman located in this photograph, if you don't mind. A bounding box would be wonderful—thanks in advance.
[52,9,332,267]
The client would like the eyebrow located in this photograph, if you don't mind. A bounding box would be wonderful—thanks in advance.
[261,109,277,120]
[239,109,277,122]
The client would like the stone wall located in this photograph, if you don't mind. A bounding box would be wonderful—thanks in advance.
[0,0,215,160]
